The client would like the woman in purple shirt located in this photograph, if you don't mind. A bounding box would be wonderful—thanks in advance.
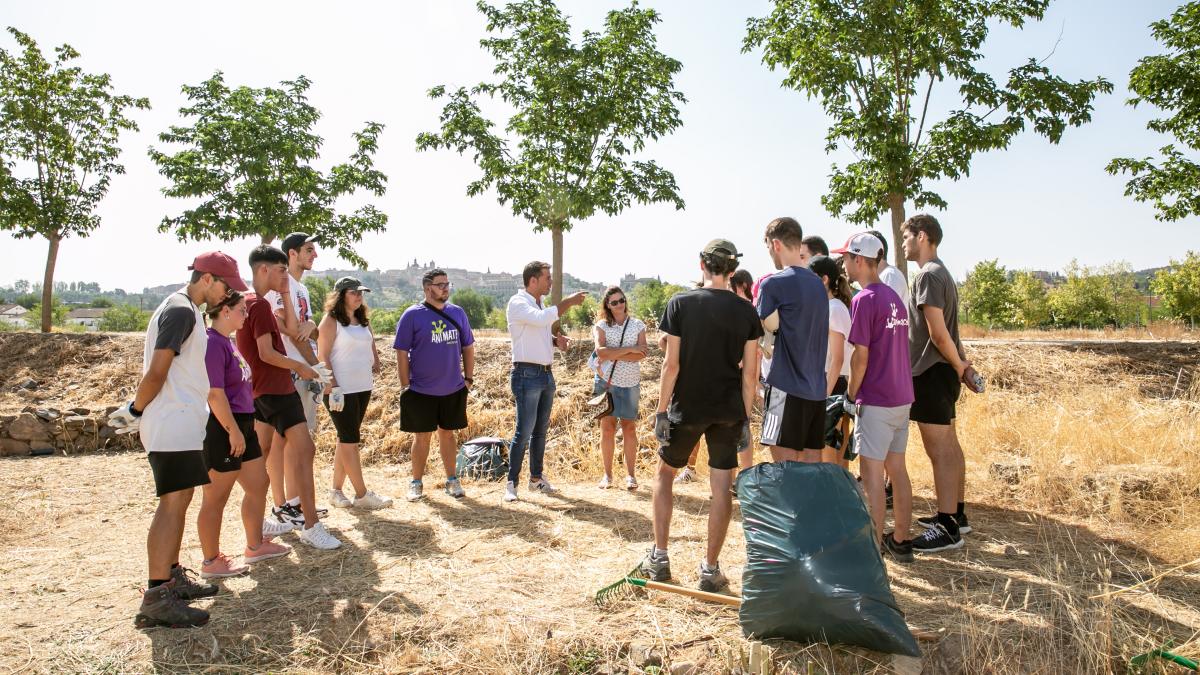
[197,291,291,579]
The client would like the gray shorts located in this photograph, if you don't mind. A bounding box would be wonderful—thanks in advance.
[853,404,911,461]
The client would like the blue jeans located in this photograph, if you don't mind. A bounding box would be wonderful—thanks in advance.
[509,364,556,483]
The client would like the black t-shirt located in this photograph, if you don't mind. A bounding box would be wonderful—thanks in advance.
[154,292,198,355]
[659,288,763,424]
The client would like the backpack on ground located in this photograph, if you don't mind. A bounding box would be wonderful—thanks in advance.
[455,437,510,481]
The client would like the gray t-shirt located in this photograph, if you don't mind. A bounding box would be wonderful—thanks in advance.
[153,292,198,355]
[907,257,962,376]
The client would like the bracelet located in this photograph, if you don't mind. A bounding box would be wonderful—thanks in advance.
[464,376,474,383]
[129,402,143,417]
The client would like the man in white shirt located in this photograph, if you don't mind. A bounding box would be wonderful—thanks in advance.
[503,260,587,502]
[868,230,910,305]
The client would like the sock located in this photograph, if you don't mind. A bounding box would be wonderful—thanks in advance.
[937,512,960,536]
[202,557,216,566]
[446,475,457,481]
[956,502,965,517]
[702,560,719,572]
[411,478,422,484]
[148,578,169,589]
[286,496,300,507]
[652,547,669,559]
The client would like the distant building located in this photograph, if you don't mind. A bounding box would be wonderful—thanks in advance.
[0,304,28,326]
[66,307,107,331]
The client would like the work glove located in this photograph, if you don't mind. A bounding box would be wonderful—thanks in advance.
[329,387,345,412]
[654,412,672,447]
[310,362,333,386]
[842,398,860,418]
[736,421,751,453]
[108,401,142,435]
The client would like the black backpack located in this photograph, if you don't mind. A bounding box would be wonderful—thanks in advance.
[455,437,510,481]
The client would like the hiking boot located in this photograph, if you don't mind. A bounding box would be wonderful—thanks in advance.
[170,565,217,600]
[200,553,249,579]
[638,549,671,582]
[529,477,558,494]
[912,522,965,554]
[244,539,292,564]
[407,480,424,502]
[882,532,915,564]
[445,478,466,499]
[503,481,519,502]
[699,563,730,593]
[329,489,353,508]
[262,517,294,539]
[353,491,393,510]
[134,581,209,629]
[298,522,341,550]
[674,467,697,484]
[917,512,971,534]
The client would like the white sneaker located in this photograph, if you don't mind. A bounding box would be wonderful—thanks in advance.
[352,491,393,510]
[674,467,697,484]
[625,475,638,491]
[329,489,352,508]
[503,481,519,502]
[297,522,341,550]
[598,475,612,489]
[262,517,294,540]
[445,478,466,499]
[529,477,558,494]
[407,480,424,502]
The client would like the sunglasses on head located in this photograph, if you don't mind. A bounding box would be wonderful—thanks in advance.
[608,297,626,307]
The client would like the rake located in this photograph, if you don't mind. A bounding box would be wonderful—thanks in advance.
[594,568,743,607]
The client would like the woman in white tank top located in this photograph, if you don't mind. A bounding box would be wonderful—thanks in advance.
[316,277,392,510]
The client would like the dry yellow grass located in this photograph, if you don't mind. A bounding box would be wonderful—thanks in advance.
[0,332,1198,673]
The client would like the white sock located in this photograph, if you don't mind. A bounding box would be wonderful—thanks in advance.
[653,547,669,559]
[286,497,300,507]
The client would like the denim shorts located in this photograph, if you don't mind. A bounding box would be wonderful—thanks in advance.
[593,378,640,420]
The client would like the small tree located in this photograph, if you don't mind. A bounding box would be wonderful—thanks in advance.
[485,307,508,331]
[150,72,387,267]
[1107,2,1200,221]
[960,259,1014,328]
[1048,261,1141,328]
[417,0,686,303]
[561,294,599,330]
[0,28,149,332]
[628,279,687,325]
[26,300,67,328]
[1009,270,1051,328]
[1151,251,1200,324]
[450,287,493,330]
[744,1,1111,274]
[99,304,150,332]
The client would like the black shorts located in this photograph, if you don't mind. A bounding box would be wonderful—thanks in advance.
[910,362,961,425]
[659,420,742,471]
[147,450,210,497]
[203,412,263,473]
[323,390,372,443]
[761,385,825,450]
[400,387,468,433]
[253,392,308,437]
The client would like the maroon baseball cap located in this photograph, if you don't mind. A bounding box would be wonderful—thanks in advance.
[188,251,249,291]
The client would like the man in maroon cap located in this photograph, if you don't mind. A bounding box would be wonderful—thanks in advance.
[110,251,246,629]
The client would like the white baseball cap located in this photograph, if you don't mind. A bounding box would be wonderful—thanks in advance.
[832,232,883,258]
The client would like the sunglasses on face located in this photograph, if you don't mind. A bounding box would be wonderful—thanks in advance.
[608,297,626,307]
[429,282,452,290]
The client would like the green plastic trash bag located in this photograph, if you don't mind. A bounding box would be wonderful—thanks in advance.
[455,437,509,481]
[737,461,920,657]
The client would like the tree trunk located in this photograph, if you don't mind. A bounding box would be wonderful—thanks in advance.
[550,223,564,305]
[888,192,907,278]
[41,234,60,333]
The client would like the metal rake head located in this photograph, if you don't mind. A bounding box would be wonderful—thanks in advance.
[593,563,643,606]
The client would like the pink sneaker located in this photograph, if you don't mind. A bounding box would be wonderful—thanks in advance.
[200,553,249,579]
[244,538,292,564]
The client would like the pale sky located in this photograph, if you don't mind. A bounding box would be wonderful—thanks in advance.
[2,0,1197,292]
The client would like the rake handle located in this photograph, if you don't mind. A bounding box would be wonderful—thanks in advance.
[632,578,743,606]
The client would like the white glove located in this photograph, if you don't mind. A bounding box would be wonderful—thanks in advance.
[108,402,142,435]
[842,398,860,418]
[310,362,333,386]
[329,387,345,412]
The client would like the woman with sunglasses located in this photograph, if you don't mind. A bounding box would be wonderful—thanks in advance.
[593,286,648,489]
[317,277,391,509]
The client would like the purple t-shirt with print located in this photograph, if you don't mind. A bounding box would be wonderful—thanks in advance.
[205,328,254,414]
[848,283,915,408]
[393,302,475,397]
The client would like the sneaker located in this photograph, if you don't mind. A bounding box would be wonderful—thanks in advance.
[353,490,393,510]
[882,532,915,563]
[912,522,965,554]
[445,478,466,499]
[170,565,217,600]
[529,477,558,494]
[503,481,519,502]
[674,467,697,484]
[262,517,294,539]
[134,580,209,629]
[407,480,424,502]
[244,539,292,564]
[638,549,671,582]
[329,489,353,508]
[297,522,342,550]
[625,475,638,491]
[598,475,612,489]
[916,512,972,534]
[199,553,249,579]
[274,503,305,528]
[699,563,730,593]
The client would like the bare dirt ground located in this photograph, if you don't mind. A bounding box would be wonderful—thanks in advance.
[1,332,1198,673]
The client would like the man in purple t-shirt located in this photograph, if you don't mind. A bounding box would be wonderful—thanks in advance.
[394,269,476,501]
[836,233,916,564]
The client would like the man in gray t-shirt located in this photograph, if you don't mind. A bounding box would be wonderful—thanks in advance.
[908,258,962,377]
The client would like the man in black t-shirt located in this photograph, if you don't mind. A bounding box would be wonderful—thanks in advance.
[641,239,763,594]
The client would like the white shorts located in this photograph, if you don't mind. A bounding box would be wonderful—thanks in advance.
[853,404,911,461]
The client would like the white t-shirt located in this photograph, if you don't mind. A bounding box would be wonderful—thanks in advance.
[827,298,852,380]
[265,275,314,362]
[595,317,646,388]
[879,264,910,306]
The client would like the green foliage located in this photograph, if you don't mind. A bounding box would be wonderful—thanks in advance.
[628,279,687,325]
[27,300,67,328]
[303,274,335,324]
[1009,271,1051,328]
[12,292,38,309]
[1106,2,1200,221]
[89,297,113,308]
[99,304,150,332]
[561,294,599,330]
[370,306,407,334]
[416,0,686,302]
[485,307,508,331]
[0,28,149,332]
[450,287,493,330]
[961,260,1015,327]
[1047,261,1143,328]
[150,72,388,267]
[744,1,1111,268]
[1151,251,1200,323]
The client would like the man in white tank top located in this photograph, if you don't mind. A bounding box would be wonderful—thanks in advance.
[110,251,247,629]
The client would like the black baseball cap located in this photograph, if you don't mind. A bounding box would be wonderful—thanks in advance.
[281,232,319,254]
[808,254,839,281]
[334,276,371,293]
